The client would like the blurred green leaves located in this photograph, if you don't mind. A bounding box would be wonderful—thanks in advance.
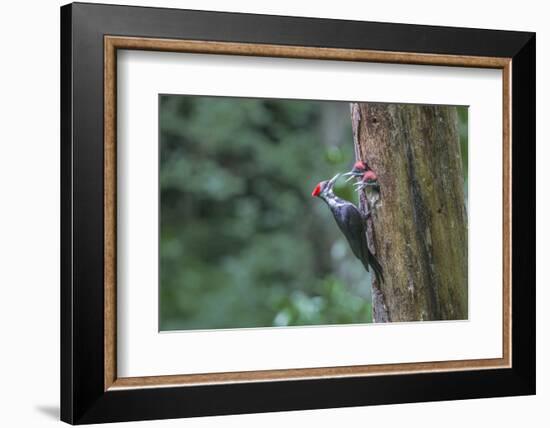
[159,95,370,331]
[457,106,469,199]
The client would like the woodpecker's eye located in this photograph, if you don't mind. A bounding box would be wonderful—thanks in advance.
[311,183,322,197]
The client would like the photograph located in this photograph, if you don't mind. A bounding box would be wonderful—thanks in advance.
[159,95,468,330]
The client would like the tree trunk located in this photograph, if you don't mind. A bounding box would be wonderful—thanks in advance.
[350,103,468,322]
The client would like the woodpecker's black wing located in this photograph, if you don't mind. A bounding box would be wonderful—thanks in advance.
[329,201,384,283]
[329,202,371,272]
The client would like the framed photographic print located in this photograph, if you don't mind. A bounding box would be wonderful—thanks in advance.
[60,2,535,424]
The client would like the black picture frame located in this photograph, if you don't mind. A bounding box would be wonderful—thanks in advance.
[61,2,535,424]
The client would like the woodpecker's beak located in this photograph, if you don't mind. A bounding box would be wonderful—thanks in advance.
[343,171,363,182]
[327,173,341,189]
[354,182,367,191]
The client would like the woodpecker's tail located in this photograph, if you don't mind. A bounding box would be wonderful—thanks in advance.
[367,250,384,284]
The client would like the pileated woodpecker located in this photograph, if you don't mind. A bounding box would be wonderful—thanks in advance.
[344,161,381,215]
[312,173,384,283]
[354,169,381,216]
[354,170,378,190]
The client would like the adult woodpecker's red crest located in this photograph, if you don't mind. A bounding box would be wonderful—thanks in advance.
[311,183,322,197]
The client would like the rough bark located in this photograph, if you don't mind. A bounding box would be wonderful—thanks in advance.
[350,103,468,322]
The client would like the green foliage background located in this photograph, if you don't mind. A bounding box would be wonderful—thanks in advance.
[159,95,468,331]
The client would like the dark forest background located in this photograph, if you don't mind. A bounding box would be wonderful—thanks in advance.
[159,95,468,331]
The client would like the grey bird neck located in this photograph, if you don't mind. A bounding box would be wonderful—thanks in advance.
[321,191,355,210]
